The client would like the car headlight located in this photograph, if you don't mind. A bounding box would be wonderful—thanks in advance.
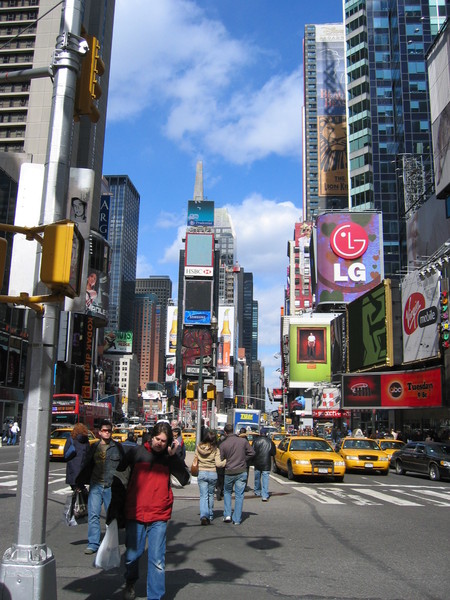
[295,460,310,465]
[335,461,345,467]
[379,457,388,462]
[440,460,450,468]
[345,455,356,460]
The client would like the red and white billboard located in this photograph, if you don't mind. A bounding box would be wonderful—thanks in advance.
[401,270,440,363]
[314,212,384,306]
[342,367,442,409]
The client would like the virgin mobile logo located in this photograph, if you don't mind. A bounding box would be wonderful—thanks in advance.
[404,293,425,335]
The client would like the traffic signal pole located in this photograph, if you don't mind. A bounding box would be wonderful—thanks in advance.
[0,2,85,598]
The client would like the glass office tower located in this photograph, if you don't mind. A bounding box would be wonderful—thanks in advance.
[344,0,448,275]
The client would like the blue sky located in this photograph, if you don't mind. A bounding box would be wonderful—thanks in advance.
[102,0,344,398]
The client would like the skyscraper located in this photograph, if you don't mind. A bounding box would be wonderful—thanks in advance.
[344,0,448,275]
[133,291,158,391]
[214,207,237,304]
[135,276,172,384]
[104,175,140,332]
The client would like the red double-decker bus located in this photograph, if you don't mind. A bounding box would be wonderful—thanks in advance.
[52,394,112,434]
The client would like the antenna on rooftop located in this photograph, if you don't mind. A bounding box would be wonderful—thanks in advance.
[193,161,204,203]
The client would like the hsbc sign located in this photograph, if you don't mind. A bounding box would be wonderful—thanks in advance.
[185,266,214,277]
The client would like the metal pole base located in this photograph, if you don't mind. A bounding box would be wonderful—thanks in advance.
[0,545,56,600]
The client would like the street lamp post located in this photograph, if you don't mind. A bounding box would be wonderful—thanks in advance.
[210,315,218,429]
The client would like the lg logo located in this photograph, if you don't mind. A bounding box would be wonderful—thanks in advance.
[389,382,403,399]
[330,223,369,260]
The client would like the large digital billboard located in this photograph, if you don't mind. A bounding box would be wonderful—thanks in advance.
[185,232,214,278]
[316,25,347,198]
[217,305,235,371]
[102,330,133,354]
[314,212,383,306]
[342,367,442,409]
[289,323,332,386]
[401,270,440,363]
[181,327,213,377]
[347,280,399,371]
[184,279,212,325]
[187,200,215,227]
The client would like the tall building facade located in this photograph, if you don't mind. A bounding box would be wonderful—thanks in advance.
[214,208,237,304]
[344,0,448,275]
[0,0,115,422]
[104,175,140,332]
[303,23,348,221]
[133,292,158,391]
[135,276,172,384]
[285,221,314,316]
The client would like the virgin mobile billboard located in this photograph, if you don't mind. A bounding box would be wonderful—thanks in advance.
[342,367,442,409]
[315,212,383,306]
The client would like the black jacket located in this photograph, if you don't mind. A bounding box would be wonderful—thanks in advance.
[252,435,276,471]
[64,434,90,486]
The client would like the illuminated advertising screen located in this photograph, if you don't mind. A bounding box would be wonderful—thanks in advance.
[347,280,394,371]
[217,305,235,371]
[316,25,347,198]
[401,270,440,363]
[187,200,215,227]
[166,305,179,356]
[185,233,214,266]
[315,212,383,306]
[181,327,213,377]
[342,367,442,409]
[289,323,331,385]
[102,330,133,354]
[184,279,212,325]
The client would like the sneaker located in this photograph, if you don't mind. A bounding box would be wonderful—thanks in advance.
[262,497,269,502]
[200,517,210,526]
[254,493,261,497]
[84,548,96,555]
[123,582,136,600]
[232,521,241,525]
[223,516,231,523]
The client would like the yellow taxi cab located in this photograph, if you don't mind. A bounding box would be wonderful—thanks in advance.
[376,438,406,462]
[132,426,147,439]
[181,428,196,442]
[273,436,346,481]
[111,427,131,443]
[336,437,390,475]
[245,432,260,446]
[49,427,97,460]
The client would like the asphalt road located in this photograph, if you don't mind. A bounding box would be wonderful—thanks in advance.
[1,445,450,599]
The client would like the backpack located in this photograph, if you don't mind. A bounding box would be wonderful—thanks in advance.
[64,437,76,461]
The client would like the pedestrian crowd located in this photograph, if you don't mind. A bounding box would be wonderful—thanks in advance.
[1,419,20,445]
[59,419,274,600]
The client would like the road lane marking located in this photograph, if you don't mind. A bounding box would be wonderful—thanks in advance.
[293,486,344,504]
[320,487,380,505]
[354,488,422,505]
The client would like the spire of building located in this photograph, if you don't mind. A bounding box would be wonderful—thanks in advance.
[193,161,204,203]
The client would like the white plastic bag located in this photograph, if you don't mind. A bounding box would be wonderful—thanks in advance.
[94,519,121,570]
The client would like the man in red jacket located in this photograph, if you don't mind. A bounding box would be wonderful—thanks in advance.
[108,421,189,600]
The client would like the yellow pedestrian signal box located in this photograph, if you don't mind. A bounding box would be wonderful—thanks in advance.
[0,238,7,289]
[186,382,196,399]
[206,384,216,400]
[40,221,84,298]
[74,34,105,123]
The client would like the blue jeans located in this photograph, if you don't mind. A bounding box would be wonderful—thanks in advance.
[87,483,111,550]
[223,471,247,524]
[198,470,218,521]
[125,520,167,600]
[254,469,270,500]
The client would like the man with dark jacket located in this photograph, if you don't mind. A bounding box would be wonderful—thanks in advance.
[76,419,124,554]
[252,432,276,501]
[219,424,255,525]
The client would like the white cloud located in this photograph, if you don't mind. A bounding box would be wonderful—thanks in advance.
[136,254,155,278]
[108,0,302,165]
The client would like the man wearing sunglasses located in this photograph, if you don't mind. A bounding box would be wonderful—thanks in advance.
[76,419,124,554]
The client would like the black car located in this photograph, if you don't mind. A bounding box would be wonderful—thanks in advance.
[392,441,450,481]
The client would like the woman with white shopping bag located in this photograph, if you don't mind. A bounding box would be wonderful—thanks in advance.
[106,421,190,600]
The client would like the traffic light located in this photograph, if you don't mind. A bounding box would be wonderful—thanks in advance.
[440,290,449,350]
[74,34,105,123]
[40,221,84,298]
[0,237,7,289]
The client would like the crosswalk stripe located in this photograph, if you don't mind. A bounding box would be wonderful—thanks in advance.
[413,489,450,505]
[320,487,380,505]
[354,488,422,506]
[293,486,344,504]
